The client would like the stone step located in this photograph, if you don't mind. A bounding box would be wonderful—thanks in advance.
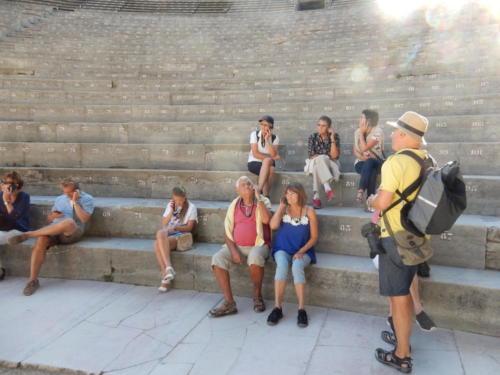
[0,77,498,105]
[9,19,496,45]
[14,59,496,81]
[1,167,497,216]
[0,141,498,176]
[24,196,500,271]
[2,237,499,337]
[1,72,496,93]
[1,114,497,145]
[5,31,495,56]
[0,93,496,121]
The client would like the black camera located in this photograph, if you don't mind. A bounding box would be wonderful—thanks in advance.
[361,222,385,259]
[7,184,17,193]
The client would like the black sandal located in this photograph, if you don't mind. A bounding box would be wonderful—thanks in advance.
[381,330,397,346]
[381,330,412,352]
[375,348,412,373]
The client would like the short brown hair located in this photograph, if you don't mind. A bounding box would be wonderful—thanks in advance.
[60,178,79,189]
[3,171,24,189]
[284,182,307,207]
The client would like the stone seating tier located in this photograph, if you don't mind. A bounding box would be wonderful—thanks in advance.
[0,166,497,216]
[0,0,499,340]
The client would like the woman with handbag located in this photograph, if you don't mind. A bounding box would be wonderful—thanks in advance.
[155,187,198,293]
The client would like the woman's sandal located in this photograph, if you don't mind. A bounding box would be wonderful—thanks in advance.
[158,266,176,293]
[209,301,238,317]
[356,190,364,203]
[375,348,413,373]
[253,296,266,312]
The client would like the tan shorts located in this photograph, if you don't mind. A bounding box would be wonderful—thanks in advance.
[48,224,85,248]
[211,244,269,270]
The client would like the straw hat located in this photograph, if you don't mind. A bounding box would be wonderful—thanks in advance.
[387,111,428,145]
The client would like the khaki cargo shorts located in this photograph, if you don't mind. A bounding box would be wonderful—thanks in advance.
[211,244,269,270]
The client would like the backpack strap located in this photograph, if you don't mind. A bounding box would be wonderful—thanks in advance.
[381,150,425,217]
[256,130,276,147]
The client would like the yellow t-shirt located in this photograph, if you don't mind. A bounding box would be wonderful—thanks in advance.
[379,148,428,238]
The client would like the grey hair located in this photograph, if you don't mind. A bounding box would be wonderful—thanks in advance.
[235,175,252,188]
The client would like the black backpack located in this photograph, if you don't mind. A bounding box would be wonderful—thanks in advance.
[382,150,467,237]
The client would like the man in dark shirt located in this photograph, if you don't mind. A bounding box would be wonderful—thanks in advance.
[305,115,341,209]
[0,171,30,280]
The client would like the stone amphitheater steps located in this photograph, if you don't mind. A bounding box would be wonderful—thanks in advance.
[2,237,499,337]
[0,93,496,122]
[25,196,500,271]
[0,77,498,104]
[6,60,495,81]
[1,115,497,144]
[0,167,497,216]
[1,73,496,94]
[0,140,498,175]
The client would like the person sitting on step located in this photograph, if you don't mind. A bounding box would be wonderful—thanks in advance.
[266,182,318,328]
[8,179,94,296]
[0,171,30,281]
[247,115,280,199]
[155,187,197,293]
[209,176,272,317]
[305,115,341,209]
[353,109,385,212]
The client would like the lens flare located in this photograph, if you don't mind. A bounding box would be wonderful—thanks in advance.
[376,0,424,19]
[350,64,370,83]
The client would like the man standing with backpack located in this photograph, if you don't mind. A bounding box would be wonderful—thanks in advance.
[368,111,432,373]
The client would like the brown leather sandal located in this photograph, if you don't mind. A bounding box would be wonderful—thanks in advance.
[253,296,266,312]
[209,301,238,318]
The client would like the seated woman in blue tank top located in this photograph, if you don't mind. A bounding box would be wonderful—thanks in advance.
[267,182,318,328]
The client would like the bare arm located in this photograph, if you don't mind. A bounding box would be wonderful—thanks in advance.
[73,202,91,223]
[358,132,379,153]
[224,233,243,264]
[329,133,340,159]
[250,143,270,160]
[270,203,286,230]
[161,212,173,227]
[257,200,272,224]
[172,220,196,232]
[294,208,318,259]
[372,190,395,211]
[353,144,367,161]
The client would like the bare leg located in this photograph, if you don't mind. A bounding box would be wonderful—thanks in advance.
[274,280,286,308]
[264,166,275,197]
[409,275,423,314]
[213,265,234,303]
[391,295,413,358]
[29,236,51,280]
[156,230,177,269]
[249,264,264,297]
[27,219,77,238]
[294,283,305,310]
[154,240,166,271]
[258,158,273,196]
